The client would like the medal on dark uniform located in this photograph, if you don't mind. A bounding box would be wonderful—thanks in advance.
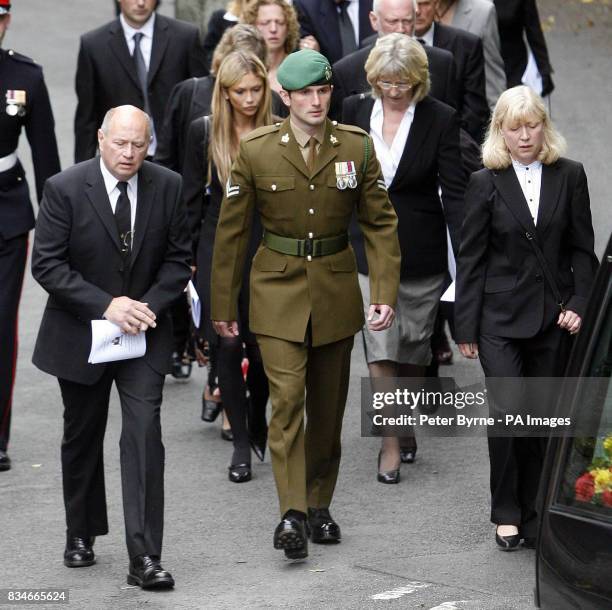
[5,90,26,117]
[335,161,357,190]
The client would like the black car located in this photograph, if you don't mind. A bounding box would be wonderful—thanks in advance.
[536,234,612,609]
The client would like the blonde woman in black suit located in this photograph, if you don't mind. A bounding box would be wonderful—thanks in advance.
[455,85,598,550]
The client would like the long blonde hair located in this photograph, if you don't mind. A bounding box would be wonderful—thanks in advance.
[482,85,566,169]
[210,51,273,186]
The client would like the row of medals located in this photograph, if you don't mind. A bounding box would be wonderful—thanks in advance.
[335,161,357,190]
[6,90,26,117]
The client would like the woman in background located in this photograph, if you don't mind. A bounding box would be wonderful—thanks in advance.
[183,52,274,483]
[343,34,466,483]
[242,0,300,93]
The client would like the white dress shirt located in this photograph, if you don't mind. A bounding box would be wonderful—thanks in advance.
[337,0,359,45]
[100,158,138,234]
[120,12,155,71]
[511,158,542,224]
[369,98,416,187]
[418,23,435,46]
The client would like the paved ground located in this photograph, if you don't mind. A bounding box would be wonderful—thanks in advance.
[2,1,611,608]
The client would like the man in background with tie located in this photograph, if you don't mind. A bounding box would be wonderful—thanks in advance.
[294,0,374,64]
[74,0,206,163]
[32,105,191,589]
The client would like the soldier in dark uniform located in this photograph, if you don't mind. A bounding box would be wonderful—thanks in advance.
[0,0,61,471]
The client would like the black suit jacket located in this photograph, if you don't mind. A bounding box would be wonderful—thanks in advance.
[154,76,288,173]
[455,160,598,343]
[342,94,466,278]
[294,0,374,65]
[432,23,489,144]
[494,0,552,87]
[330,41,458,121]
[74,14,207,163]
[31,159,192,385]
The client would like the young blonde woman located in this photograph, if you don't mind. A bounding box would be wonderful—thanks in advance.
[242,0,300,93]
[183,52,274,482]
[455,86,598,550]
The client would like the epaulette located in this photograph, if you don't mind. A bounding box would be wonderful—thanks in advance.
[335,123,368,136]
[243,123,281,142]
[4,49,38,67]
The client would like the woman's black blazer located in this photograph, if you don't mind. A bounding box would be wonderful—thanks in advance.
[342,93,466,278]
[455,160,598,343]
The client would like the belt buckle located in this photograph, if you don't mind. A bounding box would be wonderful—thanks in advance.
[304,237,314,258]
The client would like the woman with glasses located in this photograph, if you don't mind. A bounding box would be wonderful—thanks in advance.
[183,51,275,483]
[342,33,466,483]
[242,0,300,93]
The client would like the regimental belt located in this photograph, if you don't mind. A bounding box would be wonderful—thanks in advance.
[263,231,348,258]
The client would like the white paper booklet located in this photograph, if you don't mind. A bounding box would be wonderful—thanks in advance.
[88,320,146,364]
[187,280,201,328]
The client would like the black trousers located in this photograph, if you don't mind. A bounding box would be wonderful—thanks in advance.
[0,234,28,452]
[478,323,571,537]
[58,357,165,559]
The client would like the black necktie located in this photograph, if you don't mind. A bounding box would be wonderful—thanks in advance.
[417,38,427,46]
[337,1,357,56]
[115,181,132,253]
[132,32,150,115]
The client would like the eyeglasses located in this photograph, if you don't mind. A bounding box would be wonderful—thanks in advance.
[377,80,412,92]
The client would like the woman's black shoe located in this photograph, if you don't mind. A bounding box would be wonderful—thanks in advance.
[377,451,400,484]
[399,447,416,463]
[201,399,222,422]
[495,527,521,551]
[228,463,252,483]
[221,428,233,441]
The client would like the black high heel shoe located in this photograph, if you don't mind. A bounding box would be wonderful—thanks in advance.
[228,463,252,483]
[495,526,520,551]
[377,451,400,484]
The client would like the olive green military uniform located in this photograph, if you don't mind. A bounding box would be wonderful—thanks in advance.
[211,113,400,515]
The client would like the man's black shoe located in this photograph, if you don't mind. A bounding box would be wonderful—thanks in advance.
[0,450,11,471]
[127,555,175,589]
[273,512,308,559]
[64,535,95,567]
[308,507,341,544]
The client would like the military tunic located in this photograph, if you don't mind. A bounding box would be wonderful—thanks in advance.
[0,48,60,452]
[211,116,400,514]
[211,117,400,346]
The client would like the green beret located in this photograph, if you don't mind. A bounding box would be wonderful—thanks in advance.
[277,49,333,91]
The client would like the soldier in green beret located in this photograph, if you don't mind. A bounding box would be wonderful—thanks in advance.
[211,49,400,560]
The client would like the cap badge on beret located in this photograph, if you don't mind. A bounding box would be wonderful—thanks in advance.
[277,49,333,91]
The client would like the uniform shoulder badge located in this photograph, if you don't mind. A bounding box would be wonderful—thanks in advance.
[6,49,38,67]
[225,178,240,199]
[243,123,280,142]
[281,133,290,144]
[336,123,368,136]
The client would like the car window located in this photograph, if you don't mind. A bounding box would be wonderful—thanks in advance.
[556,285,612,520]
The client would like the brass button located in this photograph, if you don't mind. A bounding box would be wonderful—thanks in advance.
[271,184,277,191]
[308,232,313,238]
[307,255,312,262]
[17,176,23,182]
[309,184,315,191]
[309,208,314,215]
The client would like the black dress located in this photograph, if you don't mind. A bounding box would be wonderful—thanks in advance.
[183,115,269,466]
